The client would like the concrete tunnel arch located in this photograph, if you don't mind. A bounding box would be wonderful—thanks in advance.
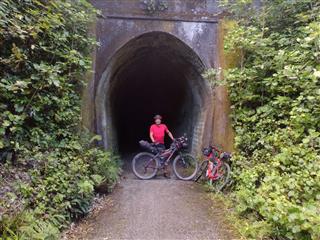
[95,31,213,155]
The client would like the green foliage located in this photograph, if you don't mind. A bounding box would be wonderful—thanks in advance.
[1,211,59,240]
[0,0,96,153]
[142,0,168,15]
[220,0,320,239]
[86,148,121,189]
[20,140,120,222]
[0,1,121,239]
[202,68,225,88]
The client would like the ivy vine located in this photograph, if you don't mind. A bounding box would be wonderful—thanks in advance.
[141,0,168,15]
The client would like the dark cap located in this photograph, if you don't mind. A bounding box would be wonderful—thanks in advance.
[153,114,162,120]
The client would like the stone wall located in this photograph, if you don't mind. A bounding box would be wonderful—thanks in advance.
[82,0,234,155]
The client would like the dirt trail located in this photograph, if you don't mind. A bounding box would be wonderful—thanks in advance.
[65,159,239,240]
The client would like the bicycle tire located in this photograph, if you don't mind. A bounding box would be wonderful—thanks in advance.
[194,160,209,182]
[211,162,231,192]
[132,152,159,180]
[173,153,198,181]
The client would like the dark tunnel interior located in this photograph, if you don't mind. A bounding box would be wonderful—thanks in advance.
[108,33,205,154]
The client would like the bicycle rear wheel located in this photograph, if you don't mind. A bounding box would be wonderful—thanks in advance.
[173,153,198,180]
[211,162,231,192]
[194,160,209,183]
[132,152,159,180]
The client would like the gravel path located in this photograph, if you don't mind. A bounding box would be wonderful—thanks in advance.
[64,159,239,240]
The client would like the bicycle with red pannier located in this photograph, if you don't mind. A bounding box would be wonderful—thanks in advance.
[194,145,231,192]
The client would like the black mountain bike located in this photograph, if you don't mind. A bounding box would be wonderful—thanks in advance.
[132,136,198,180]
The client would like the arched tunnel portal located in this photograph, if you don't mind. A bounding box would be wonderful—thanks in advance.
[95,32,213,155]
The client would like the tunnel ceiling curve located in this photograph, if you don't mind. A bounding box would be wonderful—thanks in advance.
[95,31,212,154]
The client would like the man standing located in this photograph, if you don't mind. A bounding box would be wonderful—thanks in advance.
[149,114,174,177]
[150,114,174,148]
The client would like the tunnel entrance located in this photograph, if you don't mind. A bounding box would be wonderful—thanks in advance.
[111,52,190,153]
[95,32,212,155]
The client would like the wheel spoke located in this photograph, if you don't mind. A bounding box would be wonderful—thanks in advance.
[173,154,198,180]
[211,162,230,192]
[132,152,158,180]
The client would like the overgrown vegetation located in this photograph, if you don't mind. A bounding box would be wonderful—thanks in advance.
[0,0,121,239]
[218,0,320,239]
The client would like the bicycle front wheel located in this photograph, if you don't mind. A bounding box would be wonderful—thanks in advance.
[173,153,198,181]
[194,160,209,183]
[211,162,231,192]
[132,152,159,180]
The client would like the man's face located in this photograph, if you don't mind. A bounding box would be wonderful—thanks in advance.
[155,118,161,125]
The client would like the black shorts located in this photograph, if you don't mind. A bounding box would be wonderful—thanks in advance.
[155,143,165,152]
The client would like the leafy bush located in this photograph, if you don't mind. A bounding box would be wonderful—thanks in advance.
[0,0,96,154]
[1,211,60,240]
[219,1,320,239]
[0,1,121,239]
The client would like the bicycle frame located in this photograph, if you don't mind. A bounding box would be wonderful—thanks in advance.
[146,149,173,170]
[206,152,223,181]
[143,143,183,171]
[132,136,190,178]
[195,145,231,183]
